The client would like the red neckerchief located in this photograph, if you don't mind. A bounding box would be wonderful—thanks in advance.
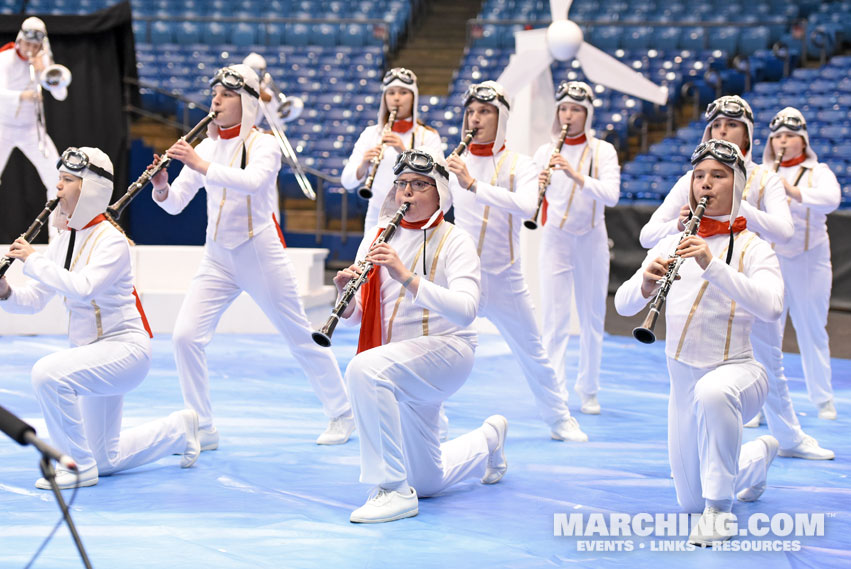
[391,119,413,133]
[83,214,107,229]
[400,212,443,230]
[780,154,806,168]
[357,228,385,354]
[469,142,506,156]
[218,124,241,139]
[564,133,587,146]
[698,216,747,238]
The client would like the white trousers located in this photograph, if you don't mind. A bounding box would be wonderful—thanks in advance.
[0,123,60,239]
[345,335,490,497]
[667,357,772,512]
[539,223,609,398]
[31,331,187,474]
[480,268,571,426]
[173,224,350,430]
[778,241,833,405]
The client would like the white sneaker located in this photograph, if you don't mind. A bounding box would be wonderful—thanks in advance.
[580,395,601,415]
[779,434,835,460]
[481,415,508,484]
[743,410,763,428]
[350,487,418,523]
[688,506,737,547]
[173,409,200,468]
[551,416,588,442]
[737,435,779,502]
[316,415,355,445]
[199,427,219,451]
[36,465,99,490]
[818,399,837,420]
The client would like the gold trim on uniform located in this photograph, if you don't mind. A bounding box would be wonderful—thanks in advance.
[506,153,519,265]
[475,152,511,257]
[421,225,455,336]
[557,144,591,230]
[213,132,261,242]
[91,300,103,338]
[723,233,757,360]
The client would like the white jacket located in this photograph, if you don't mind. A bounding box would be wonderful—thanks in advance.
[155,129,282,249]
[2,221,147,346]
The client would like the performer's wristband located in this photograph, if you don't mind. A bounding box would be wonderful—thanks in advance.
[466,179,477,193]
[402,274,415,289]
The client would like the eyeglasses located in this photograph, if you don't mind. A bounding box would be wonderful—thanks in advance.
[209,68,259,99]
[394,149,449,179]
[392,179,437,193]
[57,148,113,181]
[20,29,45,43]
[463,84,511,110]
[769,114,806,132]
[690,139,745,174]
[704,96,753,123]
[383,68,416,86]
[555,81,593,103]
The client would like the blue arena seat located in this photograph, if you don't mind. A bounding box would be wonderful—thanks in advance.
[230,23,258,46]
[150,21,175,44]
[679,27,706,52]
[203,22,228,45]
[176,21,202,45]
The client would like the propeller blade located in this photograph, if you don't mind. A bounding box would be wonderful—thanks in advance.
[550,0,573,21]
[575,42,668,106]
[497,48,553,98]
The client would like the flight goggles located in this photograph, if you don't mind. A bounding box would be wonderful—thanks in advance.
[209,68,259,99]
[57,148,113,182]
[690,139,745,174]
[383,68,416,86]
[555,81,593,103]
[394,149,449,180]
[463,84,511,110]
[704,97,753,123]
[769,114,806,132]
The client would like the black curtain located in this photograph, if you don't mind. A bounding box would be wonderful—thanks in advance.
[0,1,137,243]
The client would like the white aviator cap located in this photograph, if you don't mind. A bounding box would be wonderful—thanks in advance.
[57,146,114,231]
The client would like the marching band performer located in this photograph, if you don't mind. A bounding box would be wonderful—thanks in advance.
[150,65,353,448]
[336,147,507,523]
[0,17,70,240]
[447,80,587,442]
[760,107,841,421]
[615,140,782,546]
[638,95,830,458]
[531,81,621,414]
[341,67,443,231]
[0,147,199,489]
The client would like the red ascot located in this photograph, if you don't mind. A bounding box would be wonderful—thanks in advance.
[698,216,747,238]
[564,133,587,146]
[780,154,806,168]
[357,228,384,354]
[391,119,413,133]
[218,124,241,139]
[469,142,506,156]
[401,212,443,230]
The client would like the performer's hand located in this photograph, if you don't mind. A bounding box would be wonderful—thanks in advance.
[549,154,584,185]
[0,276,11,300]
[676,235,713,270]
[30,55,45,72]
[166,140,209,175]
[20,90,38,103]
[380,131,405,153]
[7,237,35,262]
[782,178,802,202]
[149,154,170,200]
[333,263,362,295]
[357,146,382,179]
[676,204,691,232]
[446,154,474,191]
[641,257,672,298]
[365,242,407,282]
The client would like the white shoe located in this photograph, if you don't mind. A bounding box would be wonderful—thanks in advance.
[316,415,355,445]
[481,415,508,484]
[173,409,200,468]
[818,399,837,420]
[438,405,450,442]
[36,465,99,490]
[199,427,219,451]
[743,410,763,428]
[779,434,835,460]
[580,395,601,415]
[551,416,588,442]
[688,506,737,547]
[737,435,779,502]
[350,487,418,523]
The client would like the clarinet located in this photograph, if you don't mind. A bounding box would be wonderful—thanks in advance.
[632,196,708,344]
[450,128,478,157]
[107,111,218,219]
[524,123,570,230]
[773,147,785,172]
[358,108,398,200]
[312,202,410,347]
[0,198,59,278]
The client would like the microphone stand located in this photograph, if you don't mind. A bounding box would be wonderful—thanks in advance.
[38,456,93,569]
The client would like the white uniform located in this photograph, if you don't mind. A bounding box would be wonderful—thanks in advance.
[0,45,64,237]
[532,137,620,398]
[450,148,573,426]
[615,228,784,511]
[1,221,190,474]
[154,128,350,430]
[341,122,443,230]
[762,162,840,407]
[343,219,489,496]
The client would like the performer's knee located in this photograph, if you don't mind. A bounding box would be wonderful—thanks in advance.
[172,319,202,353]
[31,358,60,394]
[694,378,735,414]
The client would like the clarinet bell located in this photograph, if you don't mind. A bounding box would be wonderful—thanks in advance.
[312,330,332,347]
[357,185,373,200]
[632,326,656,344]
[523,218,538,230]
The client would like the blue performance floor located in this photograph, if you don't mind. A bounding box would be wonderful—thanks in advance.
[1,330,849,569]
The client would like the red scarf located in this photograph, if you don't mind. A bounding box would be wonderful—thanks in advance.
[400,211,443,230]
[469,142,506,156]
[83,214,107,229]
[218,124,241,139]
[780,154,806,168]
[564,133,587,146]
[391,119,413,133]
[698,216,747,238]
[357,228,384,353]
